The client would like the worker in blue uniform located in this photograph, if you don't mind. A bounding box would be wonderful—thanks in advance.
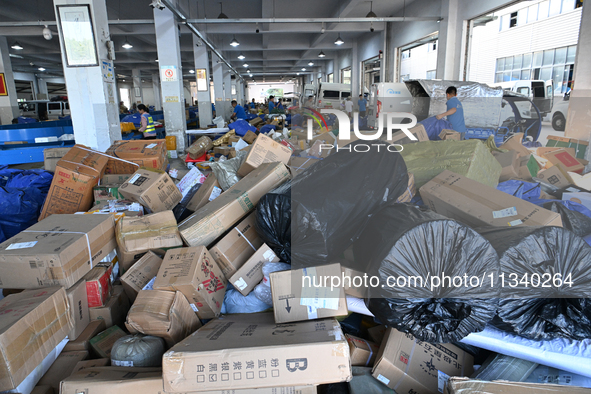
[249,98,256,110]
[231,100,247,120]
[268,96,276,112]
[436,86,467,133]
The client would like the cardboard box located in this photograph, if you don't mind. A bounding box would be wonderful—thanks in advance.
[372,328,474,394]
[537,146,577,158]
[118,169,182,213]
[187,173,223,212]
[37,350,88,392]
[346,334,379,367]
[162,313,350,392]
[93,184,122,201]
[446,377,591,394]
[89,285,130,329]
[209,212,263,278]
[43,147,71,173]
[493,150,520,182]
[88,199,144,218]
[237,134,292,177]
[126,290,202,346]
[536,164,574,189]
[499,133,531,158]
[120,251,163,301]
[39,145,111,220]
[100,174,133,184]
[270,263,348,324]
[542,149,585,174]
[387,124,429,144]
[84,264,112,308]
[0,214,116,289]
[72,358,110,373]
[179,162,290,247]
[395,172,416,203]
[31,385,54,394]
[517,154,541,180]
[367,325,387,345]
[250,117,264,126]
[229,244,279,296]
[214,146,235,156]
[115,211,183,272]
[420,170,563,228]
[89,325,126,358]
[0,287,72,390]
[546,135,589,160]
[439,129,461,140]
[63,319,106,352]
[154,246,227,319]
[243,130,258,144]
[341,265,368,298]
[104,140,167,174]
[66,279,90,341]
[288,156,321,177]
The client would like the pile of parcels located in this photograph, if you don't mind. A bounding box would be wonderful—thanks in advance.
[2,124,591,394]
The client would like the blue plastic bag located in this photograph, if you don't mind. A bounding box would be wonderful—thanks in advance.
[419,116,453,140]
[259,124,276,134]
[228,119,256,137]
[497,180,541,200]
[121,113,142,128]
[291,113,303,127]
[18,117,37,124]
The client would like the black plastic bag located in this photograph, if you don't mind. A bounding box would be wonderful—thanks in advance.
[255,191,291,263]
[541,201,591,238]
[291,140,409,268]
[477,226,591,340]
[354,203,500,343]
[172,183,202,222]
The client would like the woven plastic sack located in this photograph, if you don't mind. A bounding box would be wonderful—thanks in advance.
[111,335,166,367]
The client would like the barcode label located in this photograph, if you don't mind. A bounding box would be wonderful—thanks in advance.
[190,303,199,312]
[209,186,222,201]
[113,360,134,367]
[493,207,517,218]
[145,143,157,149]
[128,173,141,184]
[508,219,523,226]
[376,374,390,385]
[6,241,37,250]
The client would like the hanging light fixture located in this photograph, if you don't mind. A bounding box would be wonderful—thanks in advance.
[189,69,195,74]
[237,52,245,60]
[229,35,240,47]
[308,61,314,66]
[122,36,133,49]
[366,1,377,17]
[318,51,326,58]
[11,41,23,50]
[334,34,344,45]
[297,72,300,75]
[247,69,251,73]
[243,63,249,67]
[38,67,46,71]
[217,2,228,19]
[301,68,306,71]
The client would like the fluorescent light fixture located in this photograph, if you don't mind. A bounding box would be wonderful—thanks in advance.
[229,35,240,47]
[318,51,326,58]
[38,67,46,71]
[189,69,195,74]
[237,52,245,60]
[335,34,344,45]
[122,36,133,49]
[11,41,23,50]
[301,68,306,71]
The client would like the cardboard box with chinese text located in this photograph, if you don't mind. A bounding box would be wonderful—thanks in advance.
[119,169,182,213]
[229,244,279,296]
[346,334,379,367]
[84,264,112,308]
[104,140,167,174]
[89,325,126,358]
[120,251,163,301]
[66,278,90,341]
[237,134,292,177]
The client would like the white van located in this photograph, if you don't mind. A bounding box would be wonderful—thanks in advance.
[304,84,317,99]
[19,100,70,120]
[316,83,351,109]
[493,80,553,117]
[367,83,414,128]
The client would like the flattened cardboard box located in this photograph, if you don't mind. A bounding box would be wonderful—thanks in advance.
[209,211,263,278]
[162,313,351,392]
[153,246,227,319]
[89,285,130,329]
[115,211,183,271]
[39,145,110,220]
[104,140,167,174]
[271,263,348,324]
[63,319,106,352]
[372,328,473,394]
[420,170,562,228]
[126,290,201,346]
[179,162,290,247]
[89,325,126,358]
[446,377,591,394]
[0,287,72,390]
[66,278,90,341]
[120,251,163,301]
[237,134,292,177]
[119,169,182,213]
[0,214,116,289]
[37,350,88,392]
[186,172,222,212]
[346,334,379,367]
[43,147,71,173]
[229,243,279,296]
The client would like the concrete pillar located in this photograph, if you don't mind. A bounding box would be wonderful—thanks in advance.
[132,68,143,105]
[0,38,19,125]
[37,77,48,100]
[223,68,232,120]
[351,41,360,100]
[212,53,223,121]
[334,52,341,84]
[193,43,212,128]
[154,1,187,151]
[151,73,161,111]
[52,0,121,150]
[436,0,461,80]
[380,29,387,83]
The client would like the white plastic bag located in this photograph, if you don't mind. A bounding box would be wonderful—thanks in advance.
[253,262,291,305]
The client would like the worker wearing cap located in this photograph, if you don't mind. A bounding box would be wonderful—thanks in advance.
[268,96,276,112]
[231,100,247,120]
[138,104,156,139]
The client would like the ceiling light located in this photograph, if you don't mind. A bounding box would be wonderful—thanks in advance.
[249,74,253,77]
[308,61,314,66]
[122,36,133,49]
[318,51,326,58]
[42,26,52,40]
[243,63,248,67]
[301,68,306,71]
[335,35,344,45]
[155,59,159,62]
[297,72,300,75]
[122,79,126,82]
[247,69,251,73]
[218,2,228,18]
[321,22,325,34]
[38,67,45,71]
[237,53,245,60]
[366,1,377,18]
[189,69,195,74]
[229,35,240,47]
[11,41,23,50]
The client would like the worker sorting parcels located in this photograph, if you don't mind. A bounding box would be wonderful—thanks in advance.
[268,95,276,112]
[231,100,247,120]
[138,104,156,139]
[436,86,467,133]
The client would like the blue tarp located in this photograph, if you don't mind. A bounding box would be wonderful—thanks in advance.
[18,117,37,124]
[259,124,276,134]
[497,180,541,201]
[419,116,453,140]
[228,119,257,136]
[121,113,142,127]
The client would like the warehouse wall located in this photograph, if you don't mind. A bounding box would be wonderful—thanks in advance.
[357,32,383,62]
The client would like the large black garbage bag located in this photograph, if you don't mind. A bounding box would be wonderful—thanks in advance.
[256,191,291,263]
[476,226,591,340]
[541,201,591,238]
[354,203,500,343]
[291,140,409,268]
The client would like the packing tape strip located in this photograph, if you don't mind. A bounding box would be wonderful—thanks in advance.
[74,146,141,186]
[394,338,417,392]
[361,338,374,366]
[234,227,257,251]
[294,158,312,170]
[22,230,94,268]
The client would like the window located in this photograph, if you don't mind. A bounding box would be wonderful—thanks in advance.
[48,103,61,111]
[509,11,518,28]
[517,87,530,95]
[538,0,550,19]
[505,56,513,70]
[427,41,437,52]
[512,71,520,81]
[523,53,532,68]
[549,0,561,16]
[495,73,504,83]
[554,47,567,65]
[562,0,575,12]
[540,67,552,81]
[533,51,543,67]
[426,70,436,79]
[500,14,510,31]
[323,90,339,98]
[542,49,554,66]
[567,45,577,63]
[496,58,505,71]
[517,9,527,26]
[327,73,334,83]
[527,4,538,22]
[521,69,531,80]
[513,54,522,70]
[402,50,410,59]
[65,103,69,110]
[553,66,564,91]
[341,68,351,85]
[341,91,350,98]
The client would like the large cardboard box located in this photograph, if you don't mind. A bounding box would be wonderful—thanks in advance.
[66,279,90,341]
[63,319,106,352]
[39,145,110,220]
[493,150,520,182]
[89,285,130,328]
[420,170,563,228]
[0,287,72,390]
[209,212,263,278]
[119,169,182,213]
[237,134,292,177]
[120,251,163,301]
[104,140,167,174]
[115,211,183,271]
[84,264,112,308]
[162,313,351,392]
[288,156,321,177]
[446,377,591,394]
[72,358,110,373]
[153,246,227,319]
[270,263,348,324]
[372,328,474,394]
[179,162,290,247]
[439,129,461,141]
[387,124,429,144]
[43,147,71,173]
[346,334,379,367]
[186,173,222,212]
[126,290,202,346]
[536,164,574,189]
[89,325,126,358]
[37,350,88,392]
[0,214,116,289]
[229,244,279,296]
[499,133,531,158]
[395,172,416,203]
[542,148,585,174]
[243,130,258,144]
[546,135,589,160]
[537,146,577,158]
[517,154,541,180]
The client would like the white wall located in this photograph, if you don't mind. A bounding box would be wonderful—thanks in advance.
[400,42,439,80]
[247,83,295,101]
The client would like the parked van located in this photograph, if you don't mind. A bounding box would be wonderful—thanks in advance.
[493,80,553,117]
[367,83,414,128]
[316,83,351,109]
[19,100,70,120]
[304,84,317,99]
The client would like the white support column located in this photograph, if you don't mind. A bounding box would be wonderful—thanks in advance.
[351,41,360,100]
[0,38,20,125]
[334,52,341,83]
[436,0,461,80]
[380,29,387,83]
[194,43,212,128]
[151,73,161,111]
[37,76,48,100]
[212,53,223,121]
[223,68,232,120]
[132,68,143,105]
[53,0,121,151]
[154,1,187,151]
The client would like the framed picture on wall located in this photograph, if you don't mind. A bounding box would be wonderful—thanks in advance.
[0,74,7,96]
[56,4,99,67]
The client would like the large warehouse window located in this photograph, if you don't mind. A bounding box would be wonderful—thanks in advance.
[341,68,351,85]
[499,0,579,31]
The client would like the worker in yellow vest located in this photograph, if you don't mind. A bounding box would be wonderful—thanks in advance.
[138,104,156,139]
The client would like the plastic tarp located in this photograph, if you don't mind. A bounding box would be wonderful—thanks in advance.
[476,226,591,340]
[419,116,453,140]
[17,117,37,124]
[354,203,500,343]
[291,140,409,268]
[209,150,248,191]
[228,119,256,136]
[400,140,503,189]
[497,180,541,200]
[259,124,276,134]
[121,113,141,127]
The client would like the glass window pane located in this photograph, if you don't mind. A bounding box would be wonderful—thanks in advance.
[504,71,511,82]
[542,49,554,66]
[533,68,541,79]
[513,54,523,69]
[567,45,577,63]
[496,58,505,71]
[521,69,531,80]
[563,66,570,92]
[562,0,575,12]
[553,66,564,91]
[518,9,527,25]
[549,0,561,15]
[538,0,550,18]
[540,67,552,81]
[533,51,543,67]
[505,56,513,70]
[512,71,520,81]
[528,4,539,22]
[496,73,504,83]
[523,53,532,68]
[554,47,567,64]
[500,14,510,30]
